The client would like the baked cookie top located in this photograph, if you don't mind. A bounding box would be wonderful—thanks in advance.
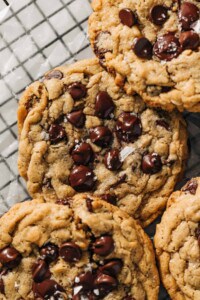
[154,177,200,300]
[88,0,200,112]
[0,195,159,300]
[18,58,187,227]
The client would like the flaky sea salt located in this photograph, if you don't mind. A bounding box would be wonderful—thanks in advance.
[191,20,200,34]
[120,146,135,162]
[73,285,83,295]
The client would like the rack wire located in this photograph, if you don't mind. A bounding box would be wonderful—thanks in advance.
[0,1,200,299]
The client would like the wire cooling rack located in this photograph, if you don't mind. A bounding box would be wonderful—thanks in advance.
[0,1,200,299]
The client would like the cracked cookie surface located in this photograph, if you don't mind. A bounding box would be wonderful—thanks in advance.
[88,0,200,112]
[18,58,188,227]
[0,195,159,300]
[154,177,200,300]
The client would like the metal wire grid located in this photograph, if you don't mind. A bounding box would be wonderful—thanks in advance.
[0,0,93,212]
[0,1,200,299]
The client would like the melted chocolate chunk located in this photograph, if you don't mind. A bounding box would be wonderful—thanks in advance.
[92,235,114,256]
[0,247,21,269]
[32,279,64,299]
[66,110,86,128]
[153,33,181,61]
[104,149,122,171]
[59,242,82,263]
[89,126,112,147]
[68,82,87,100]
[72,142,94,165]
[32,259,51,283]
[49,124,66,143]
[179,2,200,30]
[179,31,200,50]
[0,270,7,295]
[95,91,115,119]
[45,70,63,80]
[56,198,73,206]
[119,8,137,27]
[150,5,169,25]
[101,194,117,206]
[111,174,127,188]
[40,243,59,264]
[69,165,96,192]
[116,112,142,142]
[156,119,170,130]
[86,198,93,212]
[142,153,162,174]
[99,259,123,277]
[182,179,198,195]
[133,37,153,59]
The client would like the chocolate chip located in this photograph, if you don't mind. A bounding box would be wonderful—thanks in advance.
[40,243,59,264]
[92,236,114,256]
[179,31,200,50]
[33,279,64,299]
[49,124,66,143]
[69,165,96,192]
[182,179,198,195]
[45,70,63,80]
[59,242,82,263]
[195,224,200,246]
[150,5,169,25]
[89,126,112,147]
[153,33,181,61]
[68,83,87,100]
[0,247,21,269]
[74,271,95,291]
[94,273,118,297]
[95,91,115,119]
[133,37,153,59]
[99,259,123,277]
[156,119,170,130]
[101,194,117,206]
[66,110,86,128]
[32,259,51,283]
[179,2,199,30]
[86,198,93,212]
[116,112,142,142]
[104,149,122,171]
[119,8,137,27]
[141,153,162,174]
[72,143,94,165]
[94,31,112,59]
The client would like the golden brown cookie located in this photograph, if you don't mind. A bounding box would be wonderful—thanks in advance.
[18,58,188,227]
[0,195,159,299]
[88,0,200,112]
[155,178,200,300]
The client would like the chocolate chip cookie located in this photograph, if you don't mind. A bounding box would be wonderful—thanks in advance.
[0,194,159,299]
[88,0,200,112]
[18,58,188,227]
[154,177,200,300]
